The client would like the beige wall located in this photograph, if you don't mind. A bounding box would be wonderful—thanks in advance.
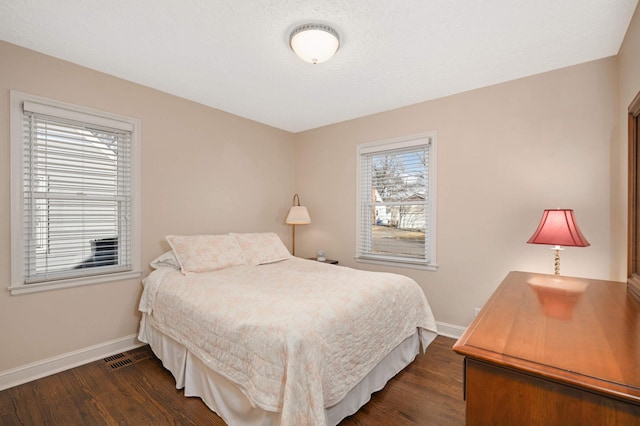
[0,41,296,371]
[293,57,619,328]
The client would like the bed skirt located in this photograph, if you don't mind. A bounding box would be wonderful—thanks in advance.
[139,314,426,425]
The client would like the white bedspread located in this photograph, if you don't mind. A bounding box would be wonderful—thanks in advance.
[138,258,437,426]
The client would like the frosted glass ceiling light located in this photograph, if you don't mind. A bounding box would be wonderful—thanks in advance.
[290,23,340,64]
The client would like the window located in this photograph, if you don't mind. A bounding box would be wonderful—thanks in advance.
[356,133,437,270]
[10,92,140,295]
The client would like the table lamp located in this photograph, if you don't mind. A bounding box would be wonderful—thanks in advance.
[527,209,590,276]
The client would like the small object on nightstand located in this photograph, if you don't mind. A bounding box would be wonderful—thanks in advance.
[306,257,338,265]
[317,250,326,262]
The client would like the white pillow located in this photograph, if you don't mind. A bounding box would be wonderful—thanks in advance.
[231,232,292,266]
[165,234,246,274]
[149,251,180,270]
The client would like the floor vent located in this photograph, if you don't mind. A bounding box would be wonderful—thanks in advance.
[103,345,153,370]
[109,358,133,369]
[104,353,125,363]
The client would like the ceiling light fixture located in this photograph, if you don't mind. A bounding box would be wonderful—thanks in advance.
[289,23,340,64]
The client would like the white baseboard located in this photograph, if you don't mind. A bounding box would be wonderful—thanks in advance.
[436,321,466,340]
[0,334,144,391]
[0,324,466,392]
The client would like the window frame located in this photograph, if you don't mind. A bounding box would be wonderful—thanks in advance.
[355,132,437,271]
[9,91,141,295]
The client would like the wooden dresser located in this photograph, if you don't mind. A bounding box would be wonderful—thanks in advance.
[453,271,640,425]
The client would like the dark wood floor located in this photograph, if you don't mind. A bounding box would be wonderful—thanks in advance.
[0,335,465,425]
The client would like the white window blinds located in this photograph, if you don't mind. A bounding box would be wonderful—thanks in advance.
[357,135,435,268]
[21,102,133,284]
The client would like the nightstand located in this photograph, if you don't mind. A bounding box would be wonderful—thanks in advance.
[306,258,338,265]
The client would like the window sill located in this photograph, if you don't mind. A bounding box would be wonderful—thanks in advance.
[8,270,142,295]
[355,256,438,271]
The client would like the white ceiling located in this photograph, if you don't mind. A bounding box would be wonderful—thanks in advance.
[0,1,637,133]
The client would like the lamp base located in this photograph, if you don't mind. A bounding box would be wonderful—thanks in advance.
[552,245,564,276]
[291,224,296,256]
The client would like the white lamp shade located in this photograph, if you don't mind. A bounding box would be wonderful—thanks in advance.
[286,206,311,224]
[290,24,340,64]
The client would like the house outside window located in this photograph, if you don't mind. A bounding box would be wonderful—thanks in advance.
[10,92,141,295]
[356,133,437,270]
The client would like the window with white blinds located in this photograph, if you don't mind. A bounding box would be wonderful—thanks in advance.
[356,133,437,270]
[10,92,141,294]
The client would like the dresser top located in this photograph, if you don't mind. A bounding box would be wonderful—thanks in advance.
[453,271,640,404]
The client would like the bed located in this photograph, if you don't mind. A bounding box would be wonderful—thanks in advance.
[137,233,438,425]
